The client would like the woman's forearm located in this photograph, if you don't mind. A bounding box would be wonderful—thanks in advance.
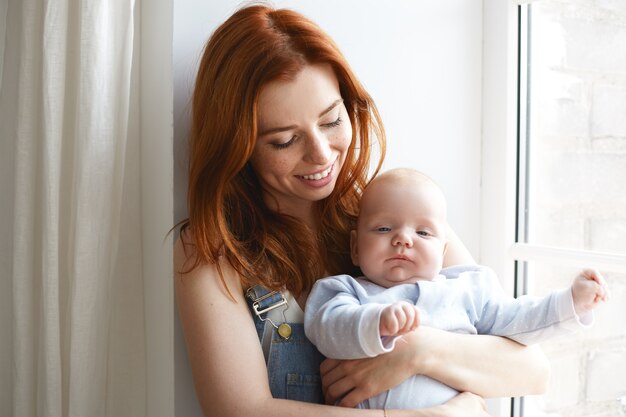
[411,328,550,397]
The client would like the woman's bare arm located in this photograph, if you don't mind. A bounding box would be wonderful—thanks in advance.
[322,323,550,407]
[410,327,550,397]
[443,223,476,266]
[174,237,490,417]
[322,330,550,407]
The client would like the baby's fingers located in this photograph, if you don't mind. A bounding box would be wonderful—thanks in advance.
[597,280,610,302]
[582,268,603,284]
[393,304,408,323]
[581,269,610,303]
[399,304,420,333]
[586,269,610,300]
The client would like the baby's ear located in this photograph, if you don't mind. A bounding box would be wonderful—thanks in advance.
[350,230,359,266]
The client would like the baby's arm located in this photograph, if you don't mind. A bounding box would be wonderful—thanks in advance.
[305,275,400,359]
[379,301,420,336]
[572,269,609,315]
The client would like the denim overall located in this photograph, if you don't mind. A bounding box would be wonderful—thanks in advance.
[246,285,325,403]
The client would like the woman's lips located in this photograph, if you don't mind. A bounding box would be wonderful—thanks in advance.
[300,163,333,180]
[298,160,335,188]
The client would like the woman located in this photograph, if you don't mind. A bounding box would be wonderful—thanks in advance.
[175,5,549,417]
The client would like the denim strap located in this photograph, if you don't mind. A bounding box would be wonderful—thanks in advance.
[245,284,286,341]
[245,285,325,403]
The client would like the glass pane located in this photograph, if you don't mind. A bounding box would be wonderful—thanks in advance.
[520,262,626,417]
[522,1,626,255]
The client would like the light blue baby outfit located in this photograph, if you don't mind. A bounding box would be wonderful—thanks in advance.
[304,264,592,409]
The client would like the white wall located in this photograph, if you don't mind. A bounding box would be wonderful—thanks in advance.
[141,0,175,416]
[173,1,483,415]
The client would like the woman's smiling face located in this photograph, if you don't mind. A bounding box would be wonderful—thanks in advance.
[250,64,352,217]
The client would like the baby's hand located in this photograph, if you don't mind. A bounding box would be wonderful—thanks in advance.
[572,269,609,315]
[379,301,420,337]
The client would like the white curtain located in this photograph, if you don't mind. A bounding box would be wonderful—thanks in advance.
[0,0,146,416]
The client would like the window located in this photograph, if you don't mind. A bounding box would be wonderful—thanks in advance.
[514,2,626,416]
[482,1,626,416]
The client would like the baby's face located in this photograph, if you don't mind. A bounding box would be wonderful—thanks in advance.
[351,174,448,288]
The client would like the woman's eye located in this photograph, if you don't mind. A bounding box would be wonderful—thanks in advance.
[322,116,342,128]
[271,135,297,149]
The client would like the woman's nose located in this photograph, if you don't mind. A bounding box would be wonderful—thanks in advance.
[305,130,332,165]
[393,231,413,248]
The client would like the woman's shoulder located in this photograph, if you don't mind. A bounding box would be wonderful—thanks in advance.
[173,229,197,271]
[173,231,244,300]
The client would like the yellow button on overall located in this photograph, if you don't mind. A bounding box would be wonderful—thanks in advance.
[277,323,292,340]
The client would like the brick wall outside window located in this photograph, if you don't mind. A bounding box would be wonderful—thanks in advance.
[523,2,626,416]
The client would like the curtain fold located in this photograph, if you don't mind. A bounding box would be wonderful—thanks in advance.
[0,0,146,416]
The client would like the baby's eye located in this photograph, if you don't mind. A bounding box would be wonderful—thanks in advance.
[376,227,391,232]
[417,230,431,237]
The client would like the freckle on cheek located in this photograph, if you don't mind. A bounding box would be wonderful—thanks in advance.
[274,161,290,173]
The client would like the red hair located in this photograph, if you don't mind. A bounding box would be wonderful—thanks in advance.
[184,4,386,296]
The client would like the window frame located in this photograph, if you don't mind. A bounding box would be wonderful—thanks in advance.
[482,0,626,289]
[482,1,626,416]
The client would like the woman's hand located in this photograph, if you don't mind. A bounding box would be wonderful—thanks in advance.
[320,336,419,407]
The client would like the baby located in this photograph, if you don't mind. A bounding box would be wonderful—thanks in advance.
[305,168,609,410]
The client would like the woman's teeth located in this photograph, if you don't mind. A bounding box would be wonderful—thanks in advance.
[302,165,332,181]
